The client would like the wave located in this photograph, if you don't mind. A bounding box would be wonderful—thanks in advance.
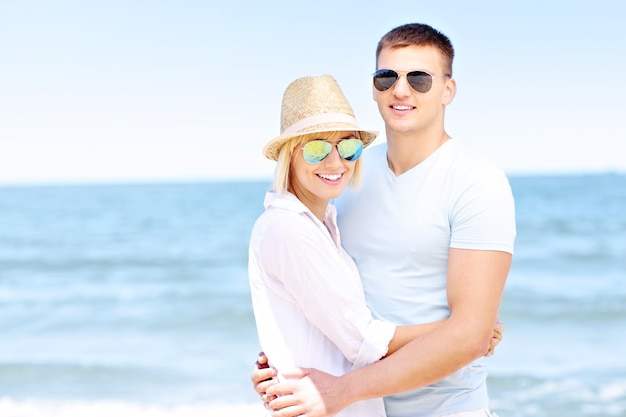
[0,398,267,417]
[488,372,626,417]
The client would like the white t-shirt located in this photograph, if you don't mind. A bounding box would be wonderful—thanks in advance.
[335,139,516,417]
[248,191,395,417]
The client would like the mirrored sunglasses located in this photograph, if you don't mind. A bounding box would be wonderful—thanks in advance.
[302,138,363,164]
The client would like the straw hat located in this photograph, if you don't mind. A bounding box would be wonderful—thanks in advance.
[263,75,378,161]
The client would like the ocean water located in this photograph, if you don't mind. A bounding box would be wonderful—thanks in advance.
[0,174,624,417]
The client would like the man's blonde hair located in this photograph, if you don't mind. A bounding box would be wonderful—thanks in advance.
[272,131,364,194]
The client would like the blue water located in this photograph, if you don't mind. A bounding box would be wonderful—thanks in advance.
[0,174,625,416]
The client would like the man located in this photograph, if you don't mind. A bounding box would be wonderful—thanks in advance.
[253,23,515,417]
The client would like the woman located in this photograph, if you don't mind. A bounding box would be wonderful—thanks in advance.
[248,75,499,417]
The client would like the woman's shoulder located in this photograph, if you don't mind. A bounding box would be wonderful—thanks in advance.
[254,204,317,243]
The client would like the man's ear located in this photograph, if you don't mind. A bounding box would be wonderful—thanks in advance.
[443,77,457,106]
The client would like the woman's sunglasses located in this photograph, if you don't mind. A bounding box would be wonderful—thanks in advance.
[373,69,451,93]
[302,138,363,164]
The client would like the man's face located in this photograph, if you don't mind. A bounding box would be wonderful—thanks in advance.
[373,45,455,137]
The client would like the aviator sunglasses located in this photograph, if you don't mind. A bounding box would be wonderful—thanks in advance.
[373,69,451,93]
[302,138,363,164]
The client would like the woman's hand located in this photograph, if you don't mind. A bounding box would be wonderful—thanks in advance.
[251,352,278,407]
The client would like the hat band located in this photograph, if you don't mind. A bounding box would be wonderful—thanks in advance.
[282,113,358,135]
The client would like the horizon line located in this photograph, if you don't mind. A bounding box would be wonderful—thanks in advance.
[0,169,624,189]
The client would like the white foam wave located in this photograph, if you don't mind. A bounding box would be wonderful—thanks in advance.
[0,398,268,417]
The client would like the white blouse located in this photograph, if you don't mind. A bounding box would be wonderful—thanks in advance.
[248,191,394,417]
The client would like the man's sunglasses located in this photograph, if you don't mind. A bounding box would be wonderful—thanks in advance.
[302,138,363,164]
[373,69,451,93]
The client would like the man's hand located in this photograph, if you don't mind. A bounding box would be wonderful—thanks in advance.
[266,368,345,417]
[486,319,504,357]
[251,352,278,407]
[252,319,502,414]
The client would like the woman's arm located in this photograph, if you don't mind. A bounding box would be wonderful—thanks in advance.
[386,319,446,356]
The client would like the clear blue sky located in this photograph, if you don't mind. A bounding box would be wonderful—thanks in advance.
[1,0,625,185]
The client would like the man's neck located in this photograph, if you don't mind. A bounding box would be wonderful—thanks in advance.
[386,128,451,176]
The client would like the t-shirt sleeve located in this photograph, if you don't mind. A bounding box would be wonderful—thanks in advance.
[449,165,516,253]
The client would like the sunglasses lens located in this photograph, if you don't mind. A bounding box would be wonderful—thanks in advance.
[373,69,398,91]
[303,140,332,163]
[337,139,363,161]
[302,139,363,163]
[407,71,433,93]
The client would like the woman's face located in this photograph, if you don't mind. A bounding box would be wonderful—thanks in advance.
[288,131,360,212]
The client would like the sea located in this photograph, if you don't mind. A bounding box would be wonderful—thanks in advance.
[0,173,624,417]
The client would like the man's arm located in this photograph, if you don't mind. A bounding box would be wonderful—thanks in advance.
[250,318,448,405]
[251,318,447,396]
[251,319,503,400]
[265,248,512,417]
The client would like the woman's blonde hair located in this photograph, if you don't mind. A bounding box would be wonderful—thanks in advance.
[272,131,364,194]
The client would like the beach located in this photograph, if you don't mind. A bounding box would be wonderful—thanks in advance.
[1,175,625,417]
[0,398,267,417]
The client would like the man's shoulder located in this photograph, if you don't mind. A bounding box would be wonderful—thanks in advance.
[363,142,388,160]
[441,140,506,177]
[443,139,489,162]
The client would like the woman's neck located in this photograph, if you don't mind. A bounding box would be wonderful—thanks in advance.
[288,186,328,223]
